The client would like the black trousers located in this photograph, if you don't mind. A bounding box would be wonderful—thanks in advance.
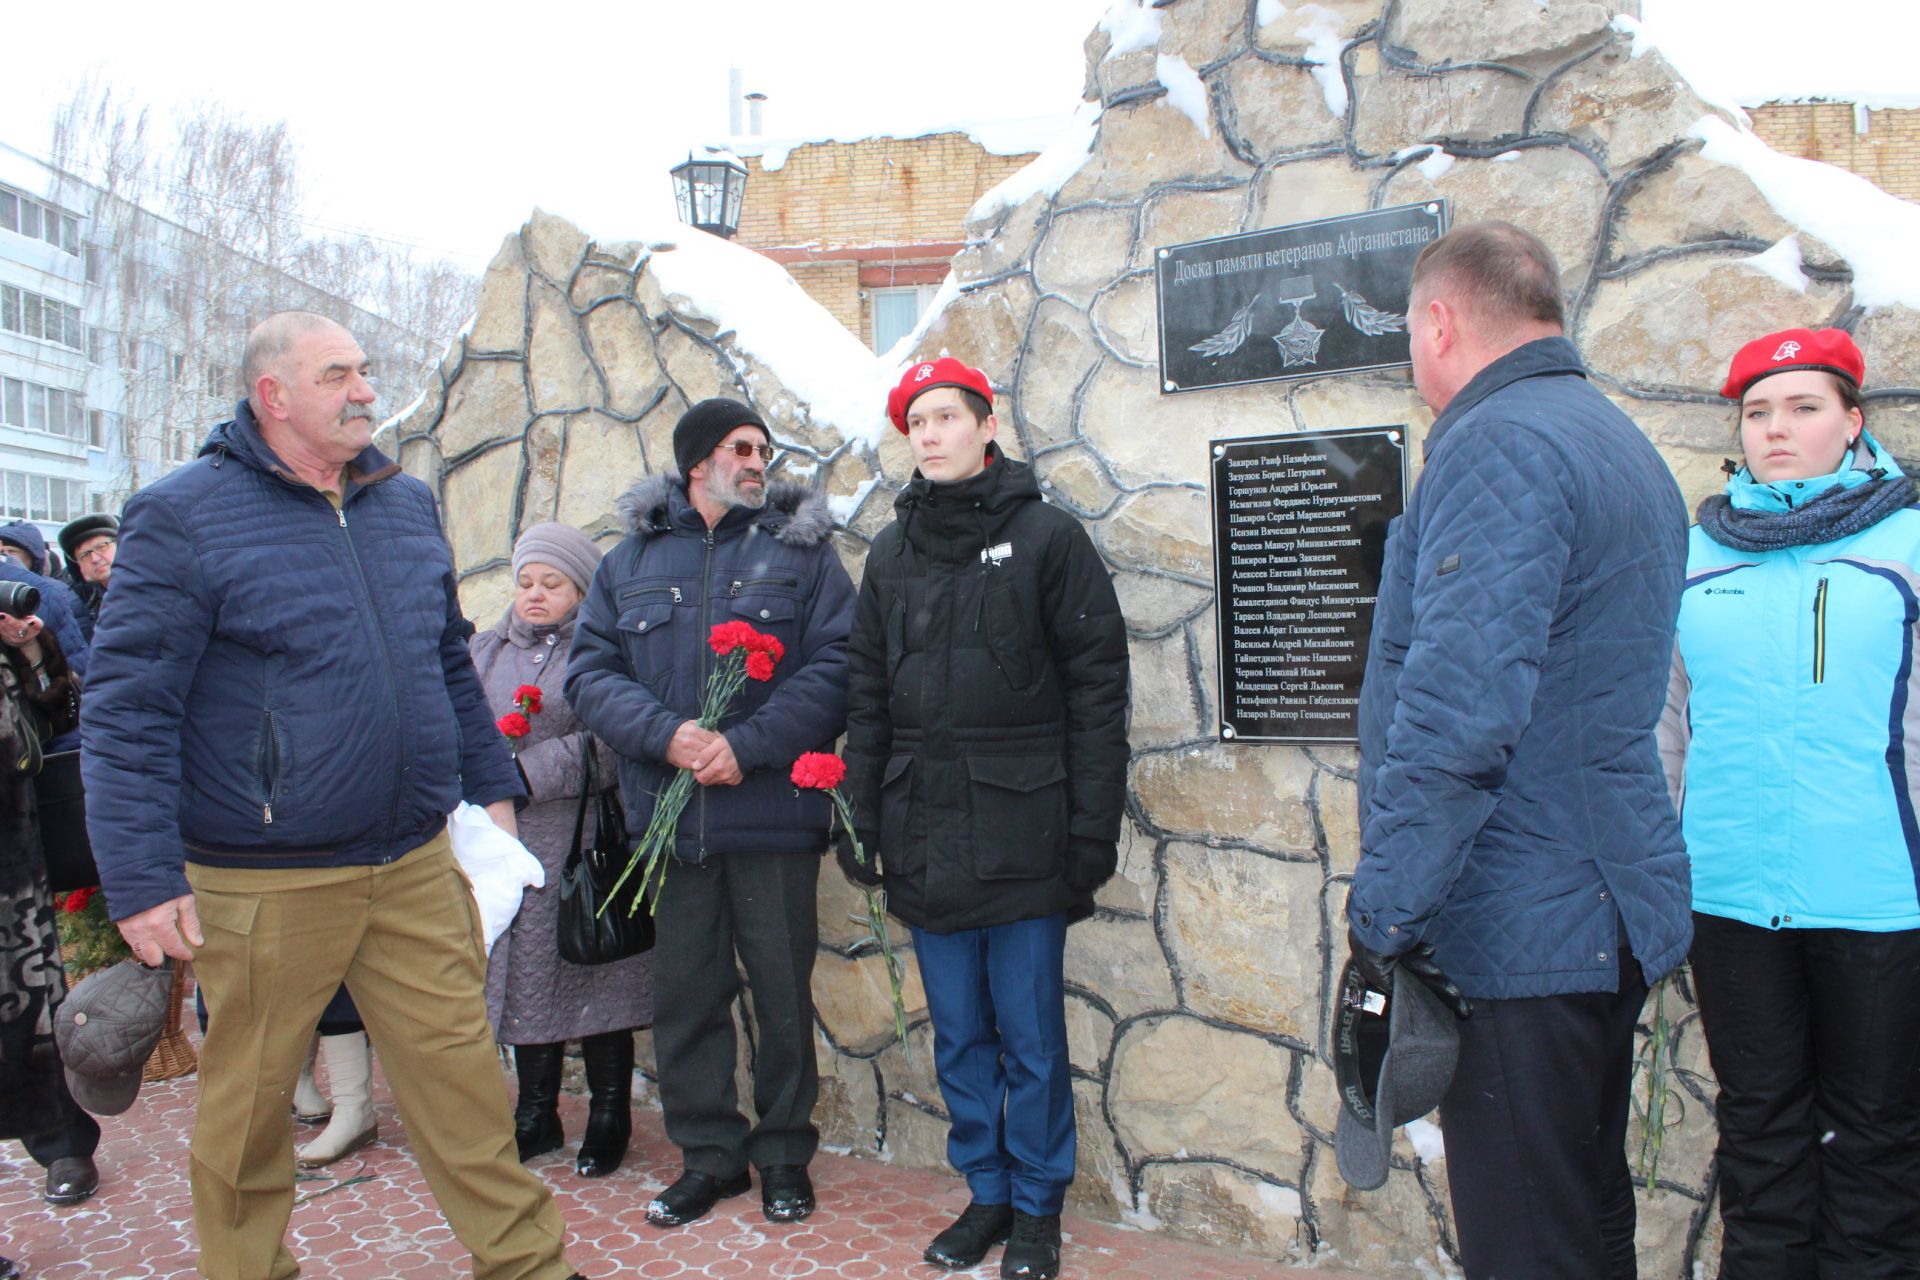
[1441,941,1649,1280]
[652,850,820,1178]
[19,1073,100,1166]
[1690,912,1920,1280]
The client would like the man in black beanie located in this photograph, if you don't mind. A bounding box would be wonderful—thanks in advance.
[567,397,856,1229]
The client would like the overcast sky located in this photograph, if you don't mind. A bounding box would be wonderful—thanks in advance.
[1,0,1912,270]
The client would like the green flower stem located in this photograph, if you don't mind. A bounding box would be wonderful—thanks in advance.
[603,651,750,917]
[829,789,911,1060]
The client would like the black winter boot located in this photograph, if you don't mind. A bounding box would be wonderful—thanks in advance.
[575,1031,634,1177]
[512,1042,565,1162]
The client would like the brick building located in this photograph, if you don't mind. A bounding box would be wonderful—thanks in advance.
[1750,102,1920,203]
[727,128,1040,352]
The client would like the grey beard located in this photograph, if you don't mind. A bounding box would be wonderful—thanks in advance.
[712,470,767,510]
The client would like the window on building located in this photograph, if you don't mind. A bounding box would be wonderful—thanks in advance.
[88,408,119,450]
[204,362,231,400]
[0,471,86,521]
[3,377,86,440]
[87,326,119,367]
[870,284,944,355]
[0,186,82,255]
[0,284,84,349]
[85,244,109,285]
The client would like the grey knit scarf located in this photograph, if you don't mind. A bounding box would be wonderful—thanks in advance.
[1696,471,1916,552]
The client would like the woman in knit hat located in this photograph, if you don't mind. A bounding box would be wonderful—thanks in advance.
[469,521,653,1177]
[1658,328,1920,1274]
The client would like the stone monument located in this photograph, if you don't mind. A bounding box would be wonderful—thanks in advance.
[381,1,1920,1272]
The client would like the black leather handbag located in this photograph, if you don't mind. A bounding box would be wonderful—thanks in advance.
[557,733,654,965]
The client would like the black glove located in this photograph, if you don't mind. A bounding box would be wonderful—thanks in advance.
[1347,928,1472,1020]
[1065,837,1118,894]
[835,829,883,887]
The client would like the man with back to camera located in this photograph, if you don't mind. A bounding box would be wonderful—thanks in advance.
[565,397,856,1229]
[838,358,1130,1280]
[80,311,588,1280]
[1347,222,1692,1278]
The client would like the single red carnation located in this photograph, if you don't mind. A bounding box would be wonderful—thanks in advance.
[498,711,532,738]
[745,632,786,665]
[709,620,758,656]
[61,887,97,914]
[790,752,848,791]
[514,684,543,714]
[745,651,776,682]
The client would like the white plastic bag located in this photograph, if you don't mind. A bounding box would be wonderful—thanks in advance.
[447,802,544,952]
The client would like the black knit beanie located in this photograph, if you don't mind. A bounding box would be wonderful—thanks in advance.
[673,398,769,479]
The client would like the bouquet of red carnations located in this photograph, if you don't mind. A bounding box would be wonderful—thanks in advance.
[603,621,783,915]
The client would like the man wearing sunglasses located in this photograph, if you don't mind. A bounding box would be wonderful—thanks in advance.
[568,396,856,1230]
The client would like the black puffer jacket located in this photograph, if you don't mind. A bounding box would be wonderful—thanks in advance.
[843,445,1130,933]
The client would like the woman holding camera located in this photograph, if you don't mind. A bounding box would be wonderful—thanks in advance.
[1,591,103,1273]
[1661,328,1920,1275]
[471,523,652,1177]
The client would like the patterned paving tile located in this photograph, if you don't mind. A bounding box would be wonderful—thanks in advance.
[2,1047,1363,1279]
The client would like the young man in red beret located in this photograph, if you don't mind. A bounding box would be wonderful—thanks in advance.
[840,359,1131,1279]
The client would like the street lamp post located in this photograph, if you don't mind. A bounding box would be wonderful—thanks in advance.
[669,150,749,240]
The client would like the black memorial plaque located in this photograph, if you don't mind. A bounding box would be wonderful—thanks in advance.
[1157,201,1448,393]
[1211,427,1407,742]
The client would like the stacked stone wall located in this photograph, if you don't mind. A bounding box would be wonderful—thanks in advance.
[387,2,1920,1274]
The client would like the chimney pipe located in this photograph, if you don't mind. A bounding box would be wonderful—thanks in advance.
[746,92,768,137]
[728,67,744,136]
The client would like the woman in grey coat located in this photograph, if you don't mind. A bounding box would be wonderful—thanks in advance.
[470,522,652,1177]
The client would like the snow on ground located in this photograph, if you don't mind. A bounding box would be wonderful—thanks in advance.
[1638,0,1920,116]
[1691,116,1920,310]
[1155,54,1212,138]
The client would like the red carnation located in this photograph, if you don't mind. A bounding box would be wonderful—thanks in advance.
[709,620,758,656]
[790,752,848,791]
[747,633,786,664]
[745,651,776,682]
[498,711,532,738]
[514,684,543,714]
[61,887,97,914]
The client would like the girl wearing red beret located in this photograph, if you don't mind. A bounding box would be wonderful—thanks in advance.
[1659,328,1920,1276]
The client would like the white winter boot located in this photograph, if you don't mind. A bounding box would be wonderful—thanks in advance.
[292,1033,331,1124]
[295,1032,379,1167]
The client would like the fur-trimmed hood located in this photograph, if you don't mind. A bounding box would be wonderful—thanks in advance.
[614,473,835,548]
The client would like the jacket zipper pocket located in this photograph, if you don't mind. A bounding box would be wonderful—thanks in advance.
[1812,577,1828,684]
[730,575,798,596]
[259,710,282,825]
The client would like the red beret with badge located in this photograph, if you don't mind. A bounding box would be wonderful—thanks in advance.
[1721,327,1866,401]
[887,358,993,434]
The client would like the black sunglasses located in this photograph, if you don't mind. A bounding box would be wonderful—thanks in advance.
[715,441,776,462]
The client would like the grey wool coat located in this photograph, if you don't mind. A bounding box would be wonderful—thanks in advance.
[471,607,653,1044]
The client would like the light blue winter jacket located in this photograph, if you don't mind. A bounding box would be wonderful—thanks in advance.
[1660,433,1920,932]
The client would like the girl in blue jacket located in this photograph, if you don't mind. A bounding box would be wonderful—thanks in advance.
[1661,327,1920,1276]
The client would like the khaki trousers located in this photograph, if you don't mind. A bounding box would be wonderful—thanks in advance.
[186,831,573,1280]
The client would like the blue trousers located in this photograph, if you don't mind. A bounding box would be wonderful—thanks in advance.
[910,914,1074,1215]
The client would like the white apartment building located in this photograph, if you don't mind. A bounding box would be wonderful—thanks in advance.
[1,140,430,551]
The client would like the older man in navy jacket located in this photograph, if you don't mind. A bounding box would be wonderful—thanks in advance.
[82,312,584,1280]
[1350,223,1690,1279]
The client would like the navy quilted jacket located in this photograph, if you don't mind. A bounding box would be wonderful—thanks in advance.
[565,474,855,862]
[1351,338,1692,999]
[80,403,523,921]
